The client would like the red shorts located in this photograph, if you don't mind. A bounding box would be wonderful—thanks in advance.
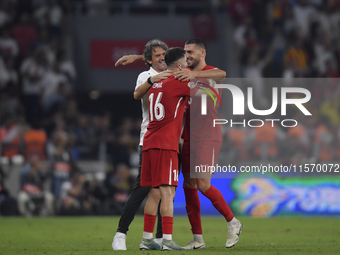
[141,149,179,188]
[182,140,222,173]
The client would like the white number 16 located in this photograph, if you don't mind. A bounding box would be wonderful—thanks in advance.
[149,92,165,121]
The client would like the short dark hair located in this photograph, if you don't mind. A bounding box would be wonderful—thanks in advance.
[165,47,186,67]
[185,38,207,51]
[143,39,168,67]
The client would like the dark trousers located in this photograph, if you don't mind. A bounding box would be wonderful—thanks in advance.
[117,146,163,238]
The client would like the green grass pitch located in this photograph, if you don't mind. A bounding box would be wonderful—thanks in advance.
[0,216,339,254]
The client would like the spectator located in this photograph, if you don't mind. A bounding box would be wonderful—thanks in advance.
[0,88,21,117]
[0,164,18,215]
[319,93,340,126]
[330,4,340,41]
[323,59,339,78]
[0,55,18,90]
[46,122,70,161]
[229,0,253,25]
[106,164,134,214]
[59,171,93,215]
[11,12,38,58]
[23,124,47,160]
[313,36,336,76]
[234,17,258,60]
[0,28,19,57]
[34,0,63,34]
[0,114,20,158]
[43,82,68,117]
[62,98,78,126]
[284,37,308,74]
[17,115,31,140]
[315,2,332,40]
[40,62,69,110]
[32,27,56,65]
[0,0,14,28]
[56,49,77,84]
[17,154,54,216]
[293,0,317,38]
[94,114,115,161]
[111,118,138,166]
[283,5,298,35]
[243,48,273,108]
[50,144,73,204]
[72,114,96,160]
[20,48,48,125]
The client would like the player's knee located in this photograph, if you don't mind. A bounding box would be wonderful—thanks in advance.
[159,186,175,201]
[183,180,197,189]
[150,189,161,202]
[196,179,210,193]
[183,175,197,189]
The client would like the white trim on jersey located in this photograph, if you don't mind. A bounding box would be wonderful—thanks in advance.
[169,158,172,185]
[174,97,183,119]
[212,147,215,166]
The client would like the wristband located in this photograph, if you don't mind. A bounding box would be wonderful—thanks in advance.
[147,76,154,85]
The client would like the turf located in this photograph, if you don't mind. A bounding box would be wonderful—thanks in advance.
[0,216,339,255]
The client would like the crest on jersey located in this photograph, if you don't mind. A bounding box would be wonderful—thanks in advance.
[188,81,197,88]
[194,80,222,106]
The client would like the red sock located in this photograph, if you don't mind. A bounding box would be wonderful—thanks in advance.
[144,214,156,233]
[202,185,234,222]
[162,216,173,235]
[184,187,202,235]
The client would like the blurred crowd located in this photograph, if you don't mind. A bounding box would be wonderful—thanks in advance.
[0,0,141,216]
[223,0,340,165]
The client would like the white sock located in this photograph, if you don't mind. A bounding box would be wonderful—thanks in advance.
[116,232,126,237]
[143,231,153,239]
[193,234,204,243]
[163,234,172,240]
[227,217,238,227]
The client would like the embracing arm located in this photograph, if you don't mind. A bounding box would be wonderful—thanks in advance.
[174,68,226,81]
[115,55,143,66]
[134,70,173,100]
[134,81,151,100]
[193,69,226,79]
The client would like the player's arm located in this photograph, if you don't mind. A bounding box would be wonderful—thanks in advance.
[174,67,226,81]
[115,55,143,66]
[134,70,173,100]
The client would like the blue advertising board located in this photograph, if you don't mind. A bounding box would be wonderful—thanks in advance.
[174,175,340,217]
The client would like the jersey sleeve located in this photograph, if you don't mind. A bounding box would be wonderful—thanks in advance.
[135,72,150,90]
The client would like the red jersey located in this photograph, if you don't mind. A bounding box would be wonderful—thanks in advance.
[182,65,222,142]
[143,76,190,153]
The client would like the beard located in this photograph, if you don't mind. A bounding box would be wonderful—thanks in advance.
[187,56,200,69]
